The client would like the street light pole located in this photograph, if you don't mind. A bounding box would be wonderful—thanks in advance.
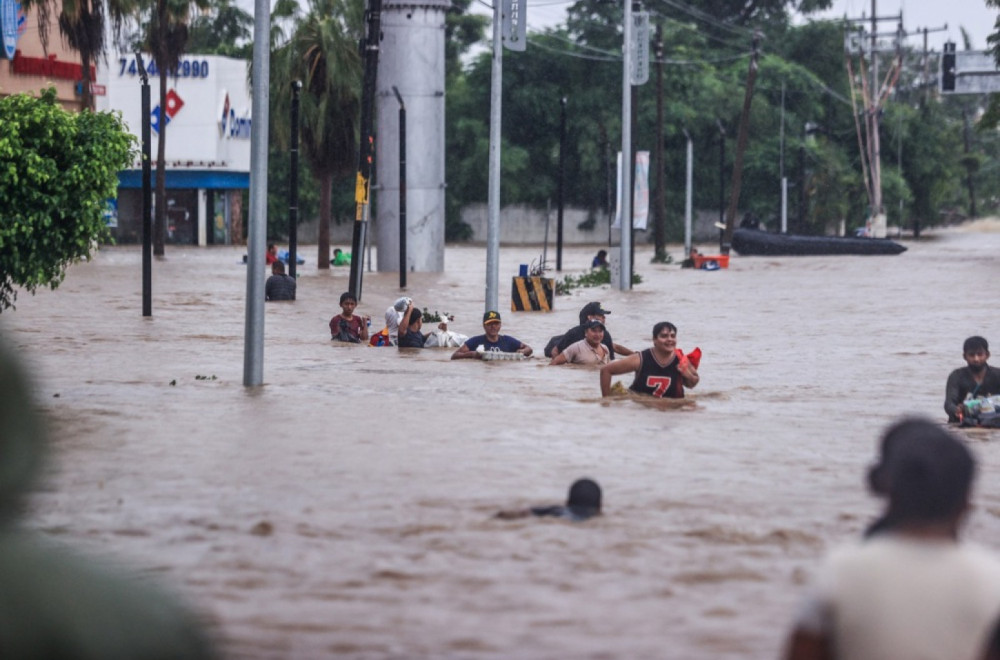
[557,96,566,271]
[136,52,152,318]
[394,86,407,289]
[288,80,301,279]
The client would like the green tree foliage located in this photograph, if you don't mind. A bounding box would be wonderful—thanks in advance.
[19,0,135,111]
[186,0,253,58]
[0,89,135,311]
[269,0,363,268]
[443,2,995,240]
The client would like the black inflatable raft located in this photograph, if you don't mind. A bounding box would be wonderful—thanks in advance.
[731,228,907,256]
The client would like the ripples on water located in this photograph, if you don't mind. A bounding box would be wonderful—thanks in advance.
[6,224,1000,658]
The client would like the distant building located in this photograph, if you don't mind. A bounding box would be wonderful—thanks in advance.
[0,0,86,110]
[97,53,251,246]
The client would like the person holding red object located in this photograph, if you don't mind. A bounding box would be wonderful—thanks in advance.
[600,321,699,398]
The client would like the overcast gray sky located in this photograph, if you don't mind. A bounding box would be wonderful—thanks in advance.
[476,0,998,53]
[809,0,998,51]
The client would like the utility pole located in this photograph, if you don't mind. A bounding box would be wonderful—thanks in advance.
[653,23,666,260]
[779,80,787,233]
[393,86,407,288]
[348,0,383,302]
[289,80,302,280]
[136,53,152,318]
[721,31,760,254]
[716,119,725,249]
[617,0,633,291]
[557,96,566,271]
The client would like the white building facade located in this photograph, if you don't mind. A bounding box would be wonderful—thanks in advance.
[97,53,252,245]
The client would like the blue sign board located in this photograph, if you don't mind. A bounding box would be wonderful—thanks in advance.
[0,0,23,60]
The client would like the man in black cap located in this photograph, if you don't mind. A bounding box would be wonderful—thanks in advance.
[451,310,533,359]
[548,301,632,360]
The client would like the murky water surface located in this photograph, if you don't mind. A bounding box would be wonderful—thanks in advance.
[6,224,1000,658]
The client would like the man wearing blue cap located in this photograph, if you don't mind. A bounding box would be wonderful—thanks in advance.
[451,311,533,359]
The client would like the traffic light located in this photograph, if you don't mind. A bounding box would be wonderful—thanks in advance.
[941,41,956,93]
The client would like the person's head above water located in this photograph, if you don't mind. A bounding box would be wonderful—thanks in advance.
[566,478,602,519]
[866,417,975,537]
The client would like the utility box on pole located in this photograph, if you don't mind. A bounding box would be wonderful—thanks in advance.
[940,43,1000,95]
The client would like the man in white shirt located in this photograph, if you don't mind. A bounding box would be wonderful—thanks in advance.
[784,417,1000,660]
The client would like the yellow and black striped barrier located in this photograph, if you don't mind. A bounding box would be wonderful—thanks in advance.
[511,276,554,312]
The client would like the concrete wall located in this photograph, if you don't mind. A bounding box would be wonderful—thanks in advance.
[291,205,731,257]
[459,203,730,245]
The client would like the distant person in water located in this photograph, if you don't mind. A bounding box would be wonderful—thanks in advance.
[944,335,1000,423]
[600,321,698,398]
[496,478,602,522]
[264,260,296,301]
[266,243,278,265]
[331,248,352,266]
[592,249,609,268]
[784,417,1000,660]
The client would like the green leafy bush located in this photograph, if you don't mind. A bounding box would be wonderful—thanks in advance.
[556,268,641,295]
[0,88,135,311]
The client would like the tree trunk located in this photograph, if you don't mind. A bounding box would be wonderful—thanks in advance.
[154,69,167,256]
[317,170,331,269]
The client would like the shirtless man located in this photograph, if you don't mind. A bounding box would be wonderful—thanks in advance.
[600,321,698,398]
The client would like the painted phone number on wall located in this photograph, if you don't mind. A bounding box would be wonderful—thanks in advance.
[118,58,210,79]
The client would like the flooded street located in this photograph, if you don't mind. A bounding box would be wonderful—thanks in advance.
[5,224,1000,659]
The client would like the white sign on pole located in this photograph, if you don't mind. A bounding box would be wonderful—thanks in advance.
[629,11,649,85]
[502,0,526,51]
[612,150,649,229]
[633,150,649,230]
[612,151,623,228]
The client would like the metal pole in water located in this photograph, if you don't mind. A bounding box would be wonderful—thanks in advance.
[243,0,271,387]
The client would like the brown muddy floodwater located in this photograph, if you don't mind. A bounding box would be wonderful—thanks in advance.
[5,224,1000,659]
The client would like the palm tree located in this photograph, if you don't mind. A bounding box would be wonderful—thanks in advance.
[270,0,363,269]
[138,0,209,255]
[20,0,136,112]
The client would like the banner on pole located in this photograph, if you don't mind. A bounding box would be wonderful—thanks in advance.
[629,11,650,85]
[633,150,649,230]
[612,151,649,229]
[502,0,526,51]
[612,151,623,228]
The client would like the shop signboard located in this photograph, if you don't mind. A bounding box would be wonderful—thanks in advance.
[97,53,252,171]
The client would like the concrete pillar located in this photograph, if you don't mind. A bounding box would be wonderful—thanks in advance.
[375,0,448,272]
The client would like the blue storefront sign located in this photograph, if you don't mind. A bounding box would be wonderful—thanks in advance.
[0,0,24,60]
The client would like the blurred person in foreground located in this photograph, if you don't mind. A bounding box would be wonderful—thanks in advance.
[784,417,1000,660]
[0,335,218,659]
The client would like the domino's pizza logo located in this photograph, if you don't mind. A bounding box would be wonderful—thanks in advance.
[151,89,184,134]
[217,91,230,137]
